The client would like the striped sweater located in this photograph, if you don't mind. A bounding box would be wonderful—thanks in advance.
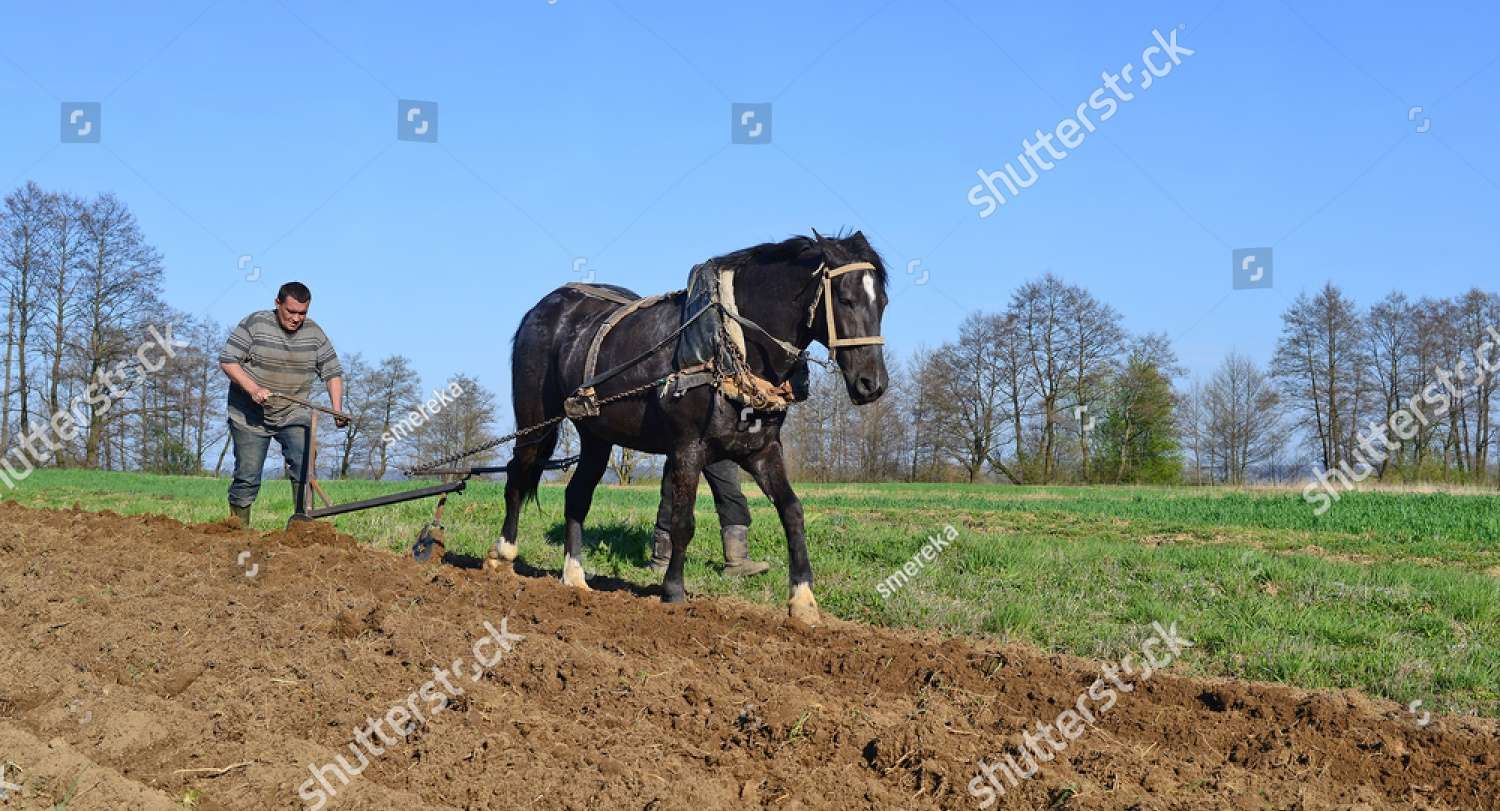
[218,310,343,427]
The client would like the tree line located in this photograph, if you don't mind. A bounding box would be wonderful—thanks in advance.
[781,277,1500,488]
[6,181,1497,487]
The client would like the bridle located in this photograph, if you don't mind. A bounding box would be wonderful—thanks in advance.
[805,261,886,349]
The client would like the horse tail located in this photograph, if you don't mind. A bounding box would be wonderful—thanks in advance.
[507,304,564,510]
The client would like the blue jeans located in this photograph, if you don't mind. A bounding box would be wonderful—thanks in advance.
[228,418,311,511]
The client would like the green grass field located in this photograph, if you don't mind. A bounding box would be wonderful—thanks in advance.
[10,468,1499,717]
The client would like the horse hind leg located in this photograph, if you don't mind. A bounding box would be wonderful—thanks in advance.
[560,434,611,590]
[488,427,560,572]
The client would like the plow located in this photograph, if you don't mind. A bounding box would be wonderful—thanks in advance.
[272,392,576,563]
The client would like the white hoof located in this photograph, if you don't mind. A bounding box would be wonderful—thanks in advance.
[495,539,519,562]
[787,582,820,626]
[561,556,591,591]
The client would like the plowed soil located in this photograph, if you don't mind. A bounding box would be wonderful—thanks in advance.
[0,501,1495,810]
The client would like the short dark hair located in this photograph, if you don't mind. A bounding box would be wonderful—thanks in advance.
[277,282,312,304]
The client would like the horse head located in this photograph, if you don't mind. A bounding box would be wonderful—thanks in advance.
[808,230,890,405]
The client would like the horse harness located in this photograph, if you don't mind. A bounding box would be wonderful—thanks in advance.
[561,260,884,420]
[399,260,883,476]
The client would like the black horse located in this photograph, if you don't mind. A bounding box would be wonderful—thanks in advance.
[487,232,889,624]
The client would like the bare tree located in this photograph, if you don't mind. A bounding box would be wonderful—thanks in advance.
[1201,352,1280,484]
[1011,276,1070,482]
[1271,283,1365,473]
[75,193,164,466]
[925,314,1009,483]
[410,374,499,471]
[1062,284,1126,479]
[1366,292,1417,478]
[42,190,84,464]
[359,354,421,479]
[1,182,55,447]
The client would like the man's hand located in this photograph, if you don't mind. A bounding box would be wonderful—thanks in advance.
[333,413,351,429]
[250,385,272,404]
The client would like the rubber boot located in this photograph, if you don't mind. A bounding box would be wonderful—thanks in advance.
[230,503,251,529]
[721,525,769,577]
[648,528,672,575]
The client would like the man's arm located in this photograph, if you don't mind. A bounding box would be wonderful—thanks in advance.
[326,376,346,425]
[314,330,346,426]
[220,362,270,403]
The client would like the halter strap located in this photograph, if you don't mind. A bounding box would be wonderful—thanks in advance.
[808,261,886,349]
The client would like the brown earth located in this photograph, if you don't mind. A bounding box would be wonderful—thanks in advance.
[0,501,1495,810]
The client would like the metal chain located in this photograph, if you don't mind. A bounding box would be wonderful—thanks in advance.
[401,375,668,476]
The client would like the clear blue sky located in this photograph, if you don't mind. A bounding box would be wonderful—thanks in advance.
[3,1,1496,417]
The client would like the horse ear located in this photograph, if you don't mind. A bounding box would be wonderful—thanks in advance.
[810,228,837,258]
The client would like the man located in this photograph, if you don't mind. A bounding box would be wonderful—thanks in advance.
[218,282,345,527]
[650,458,769,577]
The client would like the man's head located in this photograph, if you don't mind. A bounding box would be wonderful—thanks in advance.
[274,282,312,332]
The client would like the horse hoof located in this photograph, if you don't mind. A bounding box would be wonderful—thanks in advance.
[787,583,821,626]
[561,557,591,591]
[482,556,506,574]
[495,539,519,562]
[661,583,686,604]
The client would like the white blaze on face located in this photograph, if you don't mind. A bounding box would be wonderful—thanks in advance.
[862,273,876,304]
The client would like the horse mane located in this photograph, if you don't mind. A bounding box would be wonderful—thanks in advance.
[710,232,888,294]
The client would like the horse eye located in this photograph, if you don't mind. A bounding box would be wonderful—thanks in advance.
[837,296,855,307]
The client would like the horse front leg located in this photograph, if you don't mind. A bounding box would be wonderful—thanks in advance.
[740,439,818,625]
[662,442,707,604]
[560,436,612,590]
